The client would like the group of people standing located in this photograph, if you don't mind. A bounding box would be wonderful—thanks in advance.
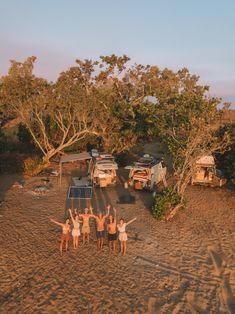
[50,205,136,256]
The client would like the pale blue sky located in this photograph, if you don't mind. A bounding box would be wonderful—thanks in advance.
[0,0,234,105]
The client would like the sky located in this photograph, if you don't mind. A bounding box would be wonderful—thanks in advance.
[0,0,235,106]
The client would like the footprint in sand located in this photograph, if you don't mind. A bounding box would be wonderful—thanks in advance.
[147,297,162,314]
[187,292,207,314]
[207,246,235,314]
[221,273,235,314]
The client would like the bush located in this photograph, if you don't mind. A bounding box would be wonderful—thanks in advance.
[152,186,182,220]
[23,156,44,176]
[0,153,25,173]
[216,123,235,180]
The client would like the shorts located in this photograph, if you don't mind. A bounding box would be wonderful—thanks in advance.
[108,233,117,241]
[72,228,81,237]
[119,232,127,242]
[61,233,69,241]
[82,225,90,234]
[96,230,105,239]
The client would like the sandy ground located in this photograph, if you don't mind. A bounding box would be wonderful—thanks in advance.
[0,167,235,314]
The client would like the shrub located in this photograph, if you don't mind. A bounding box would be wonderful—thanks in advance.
[23,156,44,176]
[216,123,235,180]
[115,152,132,167]
[0,153,24,173]
[152,186,182,220]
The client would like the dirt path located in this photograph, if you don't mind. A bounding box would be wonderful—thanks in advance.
[0,172,234,313]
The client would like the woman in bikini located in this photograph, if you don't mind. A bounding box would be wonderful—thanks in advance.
[50,217,71,256]
[107,207,117,254]
[117,217,137,256]
[68,208,82,250]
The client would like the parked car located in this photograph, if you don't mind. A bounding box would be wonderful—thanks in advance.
[125,154,167,190]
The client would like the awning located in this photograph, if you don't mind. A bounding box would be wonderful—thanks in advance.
[60,152,91,163]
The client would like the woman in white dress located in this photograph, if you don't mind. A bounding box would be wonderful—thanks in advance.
[117,217,136,256]
[69,208,82,249]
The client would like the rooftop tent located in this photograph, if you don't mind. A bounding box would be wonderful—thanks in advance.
[95,161,118,170]
[59,152,92,185]
[196,155,215,166]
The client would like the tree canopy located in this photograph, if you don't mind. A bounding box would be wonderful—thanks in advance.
[0,55,233,197]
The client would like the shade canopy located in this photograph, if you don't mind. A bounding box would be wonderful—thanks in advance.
[60,152,91,164]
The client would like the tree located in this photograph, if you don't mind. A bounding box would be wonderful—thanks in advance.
[153,68,232,197]
[0,57,101,163]
[216,123,235,180]
[0,55,152,163]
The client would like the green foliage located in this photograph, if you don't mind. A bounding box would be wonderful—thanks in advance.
[152,187,182,220]
[0,55,232,173]
[17,123,36,150]
[216,123,235,179]
[23,156,45,176]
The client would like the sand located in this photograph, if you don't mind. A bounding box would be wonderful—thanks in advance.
[0,169,235,313]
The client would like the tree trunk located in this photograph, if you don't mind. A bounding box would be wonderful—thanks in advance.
[42,148,59,165]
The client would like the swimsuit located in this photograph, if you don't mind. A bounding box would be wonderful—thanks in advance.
[108,233,117,241]
[72,221,81,237]
[82,224,90,234]
[118,223,127,241]
[96,230,105,239]
[61,233,69,241]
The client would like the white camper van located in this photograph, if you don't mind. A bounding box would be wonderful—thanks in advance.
[88,150,118,187]
[125,155,167,190]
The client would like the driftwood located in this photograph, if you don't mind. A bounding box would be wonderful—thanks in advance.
[165,203,183,221]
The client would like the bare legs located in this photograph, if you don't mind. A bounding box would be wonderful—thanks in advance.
[109,240,116,253]
[120,240,127,256]
[101,237,104,249]
[72,236,79,249]
[123,241,126,256]
[60,240,63,256]
[109,240,112,253]
[60,238,69,256]
[83,233,90,245]
[97,237,104,250]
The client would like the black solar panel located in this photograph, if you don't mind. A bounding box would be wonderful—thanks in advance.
[68,186,93,199]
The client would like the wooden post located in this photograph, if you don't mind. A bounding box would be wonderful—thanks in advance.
[60,162,62,187]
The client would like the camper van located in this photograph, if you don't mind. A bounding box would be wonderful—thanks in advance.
[191,155,226,187]
[125,155,167,190]
[88,150,118,187]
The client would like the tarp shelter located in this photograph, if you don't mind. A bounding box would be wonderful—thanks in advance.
[59,152,92,186]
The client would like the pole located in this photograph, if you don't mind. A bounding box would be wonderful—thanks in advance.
[60,162,62,187]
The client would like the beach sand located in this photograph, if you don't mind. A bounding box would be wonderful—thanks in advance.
[0,169,235,313]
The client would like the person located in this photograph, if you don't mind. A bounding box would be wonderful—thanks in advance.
[92,205,110,250]
[50,217,71,256]
[106,207,117,253]
[117,217,137,256]
[78,207,94,245]
[68,208,82,249]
